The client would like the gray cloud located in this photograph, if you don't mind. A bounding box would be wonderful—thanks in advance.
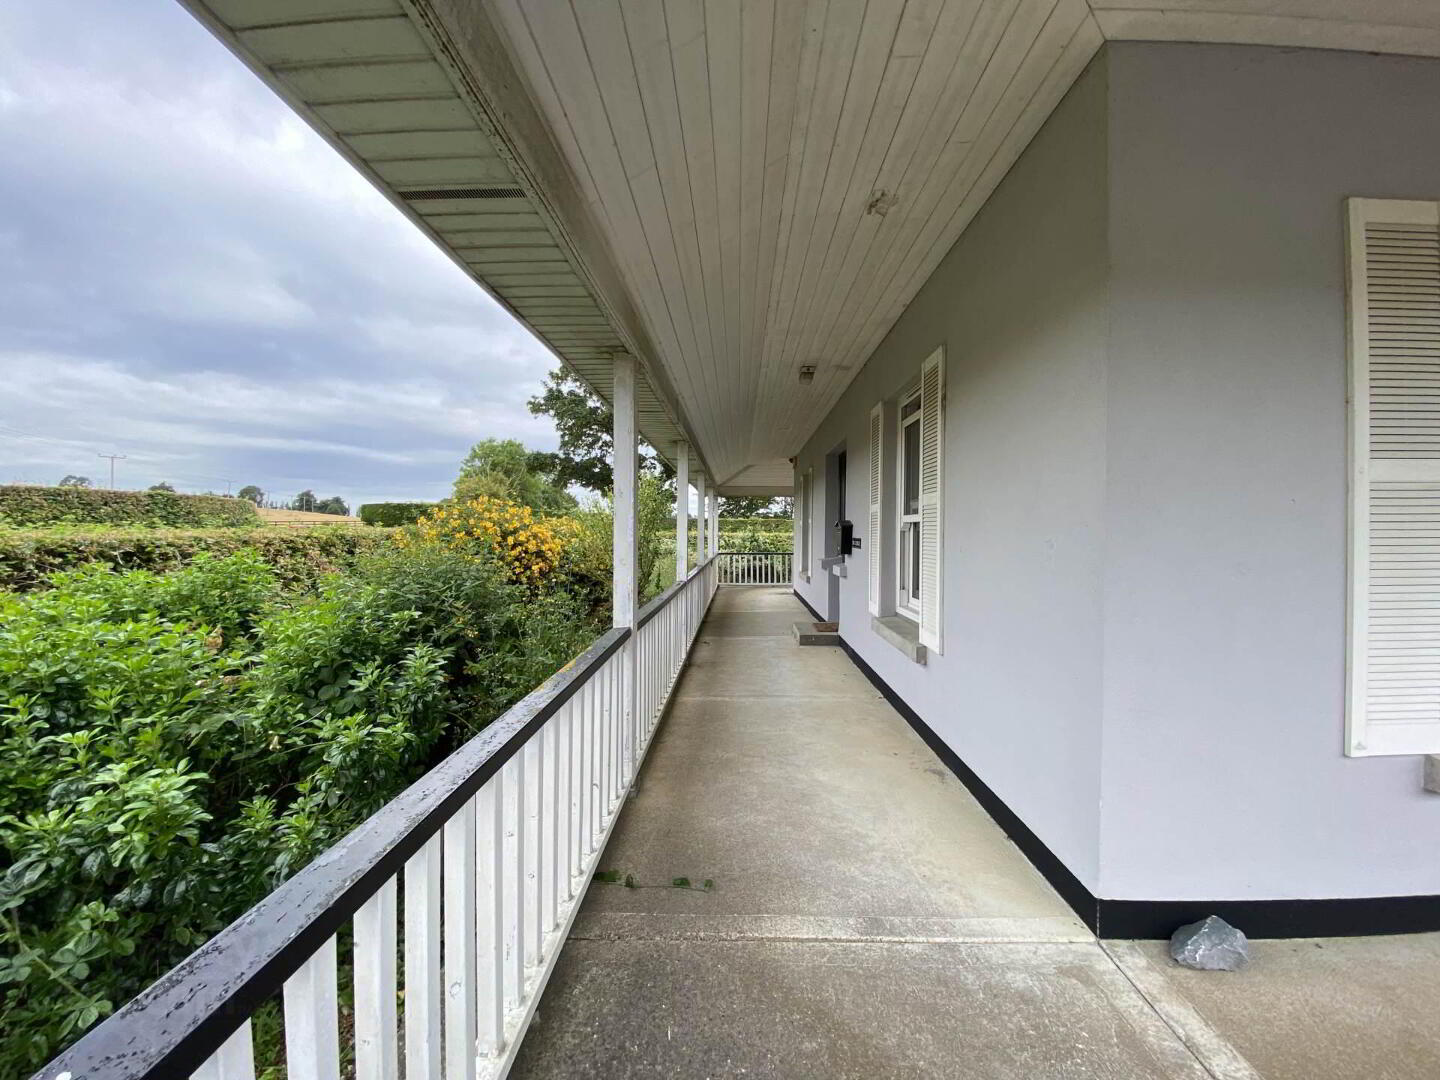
[0,1,562,506]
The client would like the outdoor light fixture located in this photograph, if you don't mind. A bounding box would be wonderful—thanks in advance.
[799,365,816,383]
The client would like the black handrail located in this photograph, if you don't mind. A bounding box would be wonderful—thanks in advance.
[38,561,716,1080]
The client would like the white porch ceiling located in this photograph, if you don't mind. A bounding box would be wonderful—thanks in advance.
[485,0,1440,492]
[181,1,1440,495]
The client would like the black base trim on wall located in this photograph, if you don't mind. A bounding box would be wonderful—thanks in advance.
[1095,894,1440,940]
[811,600,1440,941]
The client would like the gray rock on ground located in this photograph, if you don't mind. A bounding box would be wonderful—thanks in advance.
[1169,915,1250,971]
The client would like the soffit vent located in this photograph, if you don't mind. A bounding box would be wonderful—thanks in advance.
[401,186,526,200]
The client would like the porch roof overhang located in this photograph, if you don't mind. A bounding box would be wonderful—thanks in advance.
[183,1,1440,498]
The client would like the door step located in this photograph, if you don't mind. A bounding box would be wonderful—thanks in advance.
[793,621,841,646]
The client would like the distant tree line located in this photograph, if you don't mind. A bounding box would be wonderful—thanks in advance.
[235,486,348,516]
[50,477,350,516]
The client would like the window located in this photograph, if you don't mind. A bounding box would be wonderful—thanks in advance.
[868,348,945,653]
[798,467,812,580]
[897,387,923,620]
[1346,197,1440,756]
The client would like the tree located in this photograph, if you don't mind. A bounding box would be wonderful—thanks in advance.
[453,437,576,514]
[721,496,792,518]
[292,490,317,512]
[238,485,264,506]
[527,371,672,492]
[314,496,350,516]
[148,482,176,493]
[58,475,91,488]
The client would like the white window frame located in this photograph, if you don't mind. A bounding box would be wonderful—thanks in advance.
[895,384,923,623]
[798,467,813,581]
[1346,196,1440,756]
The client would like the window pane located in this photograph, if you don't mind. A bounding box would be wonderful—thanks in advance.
[903,421,920,515]
[911,525,921,600]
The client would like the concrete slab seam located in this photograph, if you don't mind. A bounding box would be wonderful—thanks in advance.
[1100,941,1263,1080]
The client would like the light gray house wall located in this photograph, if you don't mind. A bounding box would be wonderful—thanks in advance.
[796,41,1440,902]
[1099,42,1440,900]
[794,54,1112,892]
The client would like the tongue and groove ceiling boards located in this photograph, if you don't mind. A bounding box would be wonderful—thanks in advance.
[487,0,1107,492]
[180,0,710,485]
[484,0,1440,489]
[181,2,1440,495]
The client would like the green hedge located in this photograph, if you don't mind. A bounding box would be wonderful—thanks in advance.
[359,501,436,527]
[710,516,791,530]
[0,526,394,592]
[0,485,259,528]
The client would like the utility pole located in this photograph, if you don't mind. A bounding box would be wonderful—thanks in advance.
[97,453,126,489]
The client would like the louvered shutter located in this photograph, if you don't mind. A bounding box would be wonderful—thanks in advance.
[918,349,945,653]
[1347,198,1440,756]
[868,403,883,615]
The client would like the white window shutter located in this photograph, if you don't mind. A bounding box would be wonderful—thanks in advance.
[868,403,883,616]
[1347,197,1440,756]
[918,349,945,653]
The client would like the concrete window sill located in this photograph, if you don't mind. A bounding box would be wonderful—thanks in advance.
[872,615,926,665]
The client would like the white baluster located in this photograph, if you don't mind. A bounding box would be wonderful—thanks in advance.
[353,879,397,1080]
[579,679,591,860]
[444,795,477,1080]
[404,835,441,1080]
[557,702,574,904]
[284,937,340,1080]
[475,777,504,1058]
[541,718,559,933]
[567,694,578,887]
[502,757,525,1010]
[192,1020,256,1080]
[599,663,612,822]
[523,737,542,968]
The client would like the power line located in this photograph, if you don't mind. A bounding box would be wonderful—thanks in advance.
[0,424,103,452]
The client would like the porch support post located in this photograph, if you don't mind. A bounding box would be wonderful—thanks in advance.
[674,442,689,581]
[612,353,638,772]
[695,473,707,565]
[612,353,637,628]
[708,492,719,557]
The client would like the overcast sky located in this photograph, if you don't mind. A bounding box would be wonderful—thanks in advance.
[0,1,563,507]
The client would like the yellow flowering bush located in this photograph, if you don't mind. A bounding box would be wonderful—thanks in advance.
[397,495,578,588]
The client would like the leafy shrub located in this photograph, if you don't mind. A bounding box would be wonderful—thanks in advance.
[357,502,436,527]
[0,526,392,592]
[400,496,578,588]
[0,544,601,1072]
[581,474,674,600]
[708,516,793,531]
[347,544,598,738]
[41,555,278,645]
[0,485,258,529]
[718,526,793,553]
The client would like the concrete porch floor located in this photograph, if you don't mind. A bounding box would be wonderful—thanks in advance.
[511,588,1440,1079]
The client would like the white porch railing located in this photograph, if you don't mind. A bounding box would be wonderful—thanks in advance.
[37,557,719,1080]
[716,550,792,585]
